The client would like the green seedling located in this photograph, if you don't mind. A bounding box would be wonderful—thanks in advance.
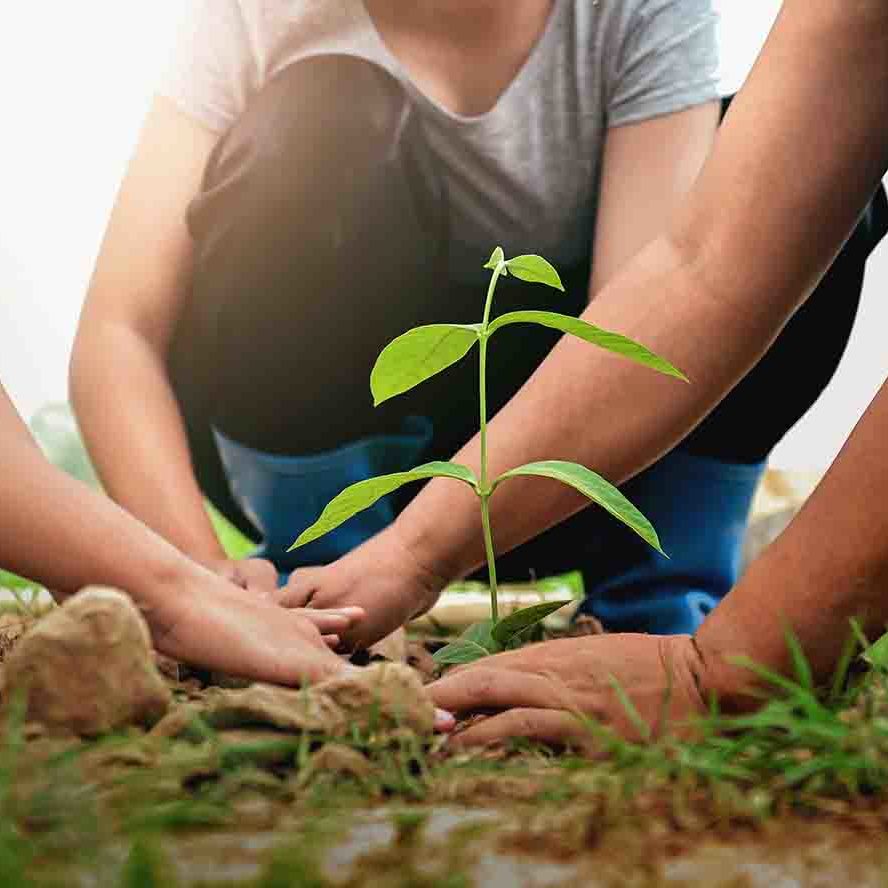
[290,248,687,663]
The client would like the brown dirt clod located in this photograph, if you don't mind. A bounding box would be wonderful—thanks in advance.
[2,586,171,737]
[154,663,435,741]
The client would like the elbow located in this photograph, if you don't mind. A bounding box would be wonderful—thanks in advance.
[68,320,89,412]
[68,311,100,414]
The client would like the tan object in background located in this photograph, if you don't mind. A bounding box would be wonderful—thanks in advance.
[741,468,824,573]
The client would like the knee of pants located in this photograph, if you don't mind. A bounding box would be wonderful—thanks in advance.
[177,55,451,450]
[187,54,445,263]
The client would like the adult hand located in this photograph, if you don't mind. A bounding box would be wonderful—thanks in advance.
[429,634,709,752]
[209,556,281,596]
[274,524,448,650]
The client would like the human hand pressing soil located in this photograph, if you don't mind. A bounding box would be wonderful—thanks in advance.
[0,379,370,687]
[143,565,365,686]
[428,634,710,752]
[275,523,448,650]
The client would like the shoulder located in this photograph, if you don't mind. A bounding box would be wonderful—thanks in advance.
[591,0,717,45]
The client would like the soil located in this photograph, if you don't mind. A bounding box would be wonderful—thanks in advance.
[1,597,887,887]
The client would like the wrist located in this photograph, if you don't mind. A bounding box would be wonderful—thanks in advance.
[134,547,212,602]
[393,484,483,583]
[384,520,451,613]
[176,529,228,569]
[692,568,779,714]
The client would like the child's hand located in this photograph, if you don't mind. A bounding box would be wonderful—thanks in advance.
[146,565,363,685]
[275,524,448,650]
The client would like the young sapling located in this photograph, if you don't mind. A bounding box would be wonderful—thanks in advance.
[290,247,687,664]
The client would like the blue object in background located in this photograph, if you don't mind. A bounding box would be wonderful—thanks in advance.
[213,416,433,573]
[583,448,766,636]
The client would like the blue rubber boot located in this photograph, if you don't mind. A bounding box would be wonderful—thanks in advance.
[583,448,766,635]
[212,416,433,576]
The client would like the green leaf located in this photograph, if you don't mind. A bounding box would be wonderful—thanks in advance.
[493,461,664,555]
[504,255,564,291]
[726,655,832,720]
[290,462,478,550]
[491,601,573,647]
[863,628,888,671]
[487,311,688,381]
[371,324,480,406]
[461,620,501,653]
[783,625,814,691]
[0,571,40,593]
[433,639,491,666]
[483,246,507,272]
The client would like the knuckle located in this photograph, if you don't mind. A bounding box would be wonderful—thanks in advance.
[465,669,496,699]
[513,709,539,737]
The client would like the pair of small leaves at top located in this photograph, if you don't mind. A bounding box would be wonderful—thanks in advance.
[370,248,687,407]
[433,600,573,666]
[482,247,565,291]
[290,457,663,555]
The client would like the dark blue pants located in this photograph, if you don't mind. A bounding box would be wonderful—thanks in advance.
[169,58,887,634]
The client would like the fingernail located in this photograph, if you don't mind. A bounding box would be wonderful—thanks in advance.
[434,708,456,733]
[323,634,340,647]
[333,607,365,616]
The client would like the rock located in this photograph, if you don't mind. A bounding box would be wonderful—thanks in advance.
[150,704,212,740]
[199,683,344,734]
[154,653,182,683]
[3,587,171,736]
[301,744,372,783]
[0,613,33,662]
[154,663,435,740]
[368,628,407,663]
[405,640,439,683]
[319,663,435,735]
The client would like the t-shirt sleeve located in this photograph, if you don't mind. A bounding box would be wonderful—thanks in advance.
[607,0,719,128]
[158,0,257,133]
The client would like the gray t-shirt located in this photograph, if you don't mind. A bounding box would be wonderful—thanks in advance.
[162,0,718,283]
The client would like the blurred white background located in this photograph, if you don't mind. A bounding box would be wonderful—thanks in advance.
[0,1,885,472]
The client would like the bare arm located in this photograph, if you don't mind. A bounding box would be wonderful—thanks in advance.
[589,103,718,296]
[294,103,719,640]
[396,0,888,583]
[0,382,206,599]
[70,96,224,565]
[698,375,888,703]
[0,382,361,683]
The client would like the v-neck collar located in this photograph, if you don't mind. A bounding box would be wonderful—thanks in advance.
[357,0,566,126]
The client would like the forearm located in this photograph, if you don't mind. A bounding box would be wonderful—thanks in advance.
[0,386,201,600]
[697,377,888,704]
[395,0,888,580]
[70,323,224,564]
[397,240,777,577]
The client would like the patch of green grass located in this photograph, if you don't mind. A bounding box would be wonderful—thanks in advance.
[6,626,888,884]
[120,838,178,888]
